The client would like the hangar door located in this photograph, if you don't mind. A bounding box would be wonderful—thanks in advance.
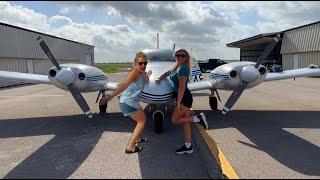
[27,59,34,74]
[85,54,92,66]
[293,54,299,69]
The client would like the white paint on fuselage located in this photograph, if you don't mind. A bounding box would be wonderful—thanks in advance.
[141,62,175,104]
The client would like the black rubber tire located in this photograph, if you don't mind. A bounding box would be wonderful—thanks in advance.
[209,96,218,110]
[99,99,107,113]
[201,67,206,73]
[153,112,164,133]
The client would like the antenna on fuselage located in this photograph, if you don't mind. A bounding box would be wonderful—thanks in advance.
[157,32,159,50]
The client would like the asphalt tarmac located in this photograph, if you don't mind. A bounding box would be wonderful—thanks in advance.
[0,73,220,179]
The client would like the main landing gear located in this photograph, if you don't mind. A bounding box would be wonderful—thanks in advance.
[209,89,221,110]
[96,90,108,113]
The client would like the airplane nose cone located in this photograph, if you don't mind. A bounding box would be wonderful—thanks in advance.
[141,78,174,104]
[240,66,260,82]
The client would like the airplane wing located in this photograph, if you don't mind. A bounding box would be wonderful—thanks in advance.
[103,82,119,91]
[265,67,320,82]
[0,70,52,84]
[187,80,218,91]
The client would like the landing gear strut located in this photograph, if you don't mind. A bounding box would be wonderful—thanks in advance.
[209,89,221,110]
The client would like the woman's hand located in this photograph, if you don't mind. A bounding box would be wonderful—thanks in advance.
[105,94,112,102]
[147,70,152,77]
[155,78,161,85]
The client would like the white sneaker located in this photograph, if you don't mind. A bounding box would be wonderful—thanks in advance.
[197,112,208,130]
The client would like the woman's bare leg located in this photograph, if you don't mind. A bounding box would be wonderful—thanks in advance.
[171,105,192,143]
[127,110,147,150]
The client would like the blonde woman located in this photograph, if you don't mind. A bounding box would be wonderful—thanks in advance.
[156,49,208,154]
[105,52,151,154]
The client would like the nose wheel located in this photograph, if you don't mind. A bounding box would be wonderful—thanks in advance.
[99,99,108,113]
[153,110,164,133]
[209,96,217,110]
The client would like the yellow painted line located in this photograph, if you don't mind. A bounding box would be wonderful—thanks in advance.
[196,124,239,179]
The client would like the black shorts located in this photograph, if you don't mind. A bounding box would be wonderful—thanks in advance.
[173,89,193,108]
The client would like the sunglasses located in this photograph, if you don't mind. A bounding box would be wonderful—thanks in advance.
[138,61,147,66]
[175,54,187,58]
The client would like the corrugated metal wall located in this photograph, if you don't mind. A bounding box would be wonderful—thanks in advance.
[281,22,320,70]
[0,58,78,87]
[0,24,94,63]
[282,52,320,70]
[0,23,94,88]
[0,58,27,87]
[281,22,320,54]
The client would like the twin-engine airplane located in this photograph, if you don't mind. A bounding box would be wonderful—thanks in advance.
[1,35,320,133]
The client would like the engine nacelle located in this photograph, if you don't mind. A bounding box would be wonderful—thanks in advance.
[48,64,108,92]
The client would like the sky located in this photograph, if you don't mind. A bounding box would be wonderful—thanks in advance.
[1,1,320,63]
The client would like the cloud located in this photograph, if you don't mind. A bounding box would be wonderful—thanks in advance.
[48,15,72,28]
[2,1,320,62]
[59,7,70,15]
[0,1,50,32]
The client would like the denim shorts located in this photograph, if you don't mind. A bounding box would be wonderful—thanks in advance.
[119,103,139,117]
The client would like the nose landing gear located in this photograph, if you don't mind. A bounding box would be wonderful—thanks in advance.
[153,110,164,133]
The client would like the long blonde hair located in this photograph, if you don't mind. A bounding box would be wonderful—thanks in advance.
[133,51,147,66]
[129,51,147,81]
[171,48,191,72]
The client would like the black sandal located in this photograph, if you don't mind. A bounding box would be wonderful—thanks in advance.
[125,144,143,154]
[136,137,148,143]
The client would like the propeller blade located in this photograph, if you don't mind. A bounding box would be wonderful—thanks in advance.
[66,83,93,118]
[255,34,280,68]
[37,36,61,70]
[222,81,248,115]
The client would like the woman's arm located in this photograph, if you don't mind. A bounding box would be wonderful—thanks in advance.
[155,70,171,84]
[176,76,186,110]
[158,70,171,80]
[107,68,140,100]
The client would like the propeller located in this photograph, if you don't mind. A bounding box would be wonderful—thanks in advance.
[37,37,61,70]
[222,34,280,115]
[37,36,93,118]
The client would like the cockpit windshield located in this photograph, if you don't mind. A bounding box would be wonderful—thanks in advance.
[143,49,175,62]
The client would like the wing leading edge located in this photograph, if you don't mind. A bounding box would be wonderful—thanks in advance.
[103,82,119,91]
[265,67,320,82]
[0,70,51,84]
[187,80,218,91]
